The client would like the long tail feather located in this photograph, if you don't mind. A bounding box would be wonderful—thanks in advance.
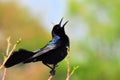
[4,49,35,68]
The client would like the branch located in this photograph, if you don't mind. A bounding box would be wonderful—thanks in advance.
[66,50,70,80]
[66,51,79,80]
[2,68,7,80]
[1,37,11,80]
[0,37,21,80]
[0,38,17,69]
[47,75,54,80]
[6,37,11,55]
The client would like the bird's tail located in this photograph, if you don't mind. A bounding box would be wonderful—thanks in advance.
[4,49,36,68]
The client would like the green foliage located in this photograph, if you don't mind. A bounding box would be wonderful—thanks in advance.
[70,65,79,76]
[16,38,22,44]
[0,0,120,80]
[68,0,120,80]
[1,52,6,60]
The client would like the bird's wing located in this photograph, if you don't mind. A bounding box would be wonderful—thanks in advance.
[31,36,61,59]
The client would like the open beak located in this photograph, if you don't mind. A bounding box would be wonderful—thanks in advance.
[59,17,68,28]
[62,20,69,28]
[59,17,63,27]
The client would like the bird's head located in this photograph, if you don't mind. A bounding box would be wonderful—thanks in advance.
[52,18,68,37]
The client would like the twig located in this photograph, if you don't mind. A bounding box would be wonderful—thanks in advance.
[1,37,11,80]
[0,37,19,69]
[66,51,70,80]
[6,37,11,55]
[65,49,79,80]
[0,37,11,69]
[47,75,53,80]
[0,37,20,80]
[2,68,7,80]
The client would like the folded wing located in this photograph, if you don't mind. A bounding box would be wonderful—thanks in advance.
[24,36,61,63]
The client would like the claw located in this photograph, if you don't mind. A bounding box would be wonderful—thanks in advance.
[50,69,56,76]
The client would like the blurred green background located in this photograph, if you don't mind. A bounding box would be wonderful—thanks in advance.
[0,0,120,80]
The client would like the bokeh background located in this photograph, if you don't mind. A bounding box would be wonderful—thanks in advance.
[0,0,120,80]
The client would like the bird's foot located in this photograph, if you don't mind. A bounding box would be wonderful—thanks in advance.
[50,69,56,76]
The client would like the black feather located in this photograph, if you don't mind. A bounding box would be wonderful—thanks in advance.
[4,49,35,68]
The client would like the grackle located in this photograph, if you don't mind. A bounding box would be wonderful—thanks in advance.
[4,18,70,75]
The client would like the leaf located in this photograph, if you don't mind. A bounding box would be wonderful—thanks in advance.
[1,52,7,60]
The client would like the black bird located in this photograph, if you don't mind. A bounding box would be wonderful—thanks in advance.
[4,18,70,75]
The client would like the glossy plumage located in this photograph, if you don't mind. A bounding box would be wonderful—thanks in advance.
[4,18,70,75]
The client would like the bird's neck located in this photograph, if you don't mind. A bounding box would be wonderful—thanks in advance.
[52,34,69,47]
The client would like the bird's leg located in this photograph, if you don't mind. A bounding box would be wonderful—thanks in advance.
[44,63,57,76]
[50,64,56,76]
[44,64,55,75]
[45,64,53,69]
